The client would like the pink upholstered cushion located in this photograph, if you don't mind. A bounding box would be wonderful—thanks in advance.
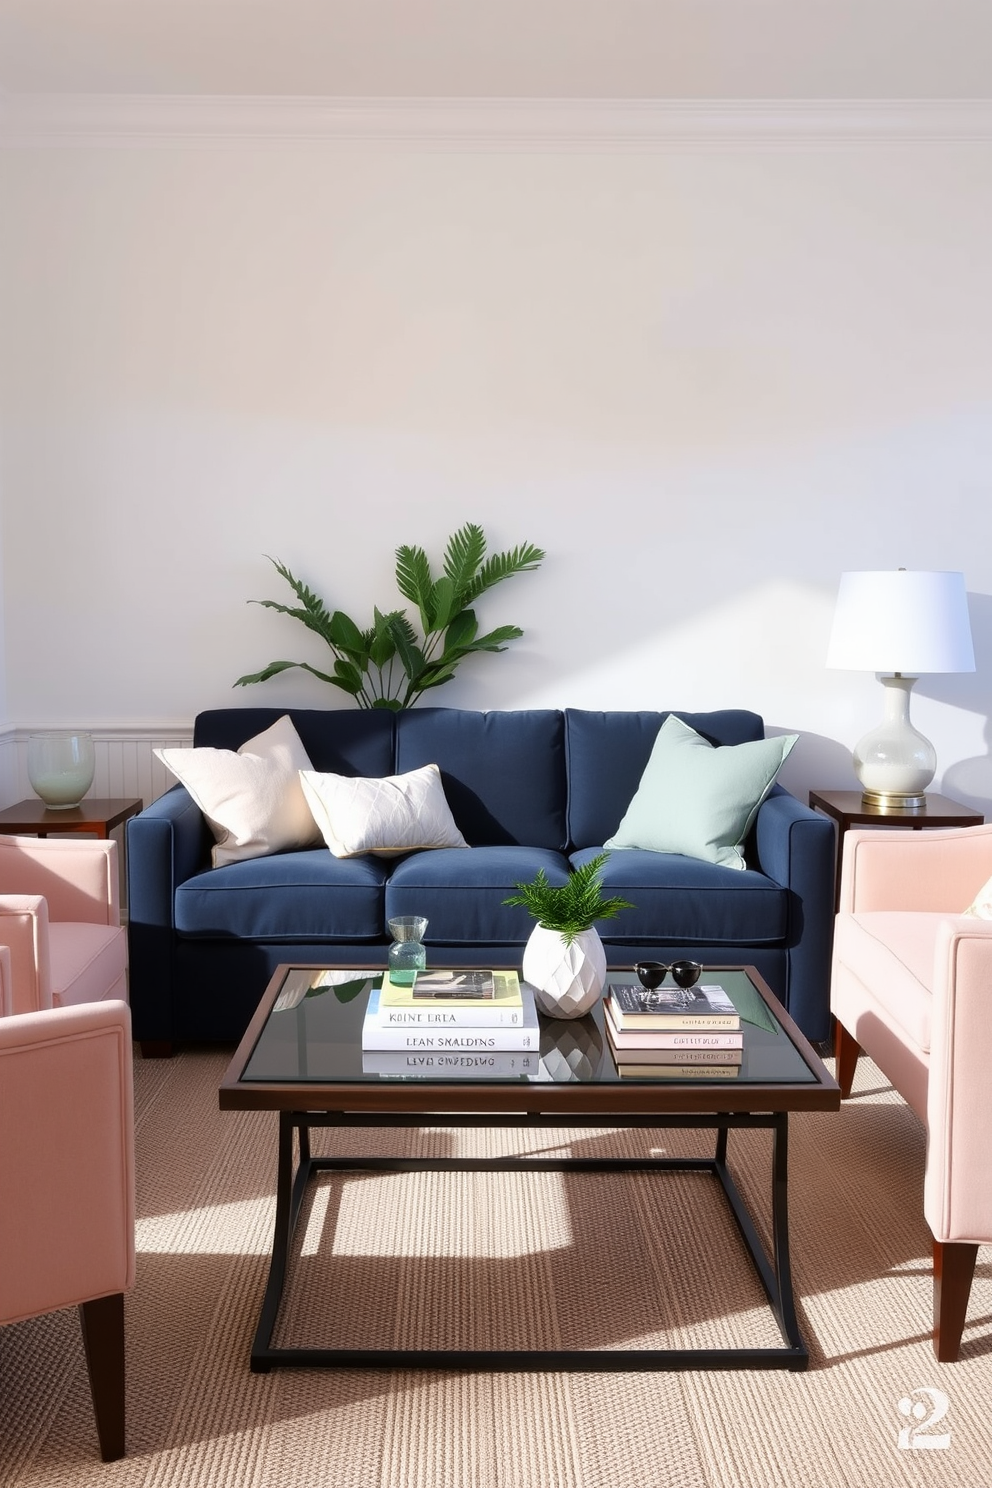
[0,1000,135,1325]
[49,923,128,1008]
[926,919,992,1241]
[0,835,120,925]
[840,822,992,914]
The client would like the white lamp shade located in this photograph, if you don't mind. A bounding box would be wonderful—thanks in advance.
[826,570,975,675]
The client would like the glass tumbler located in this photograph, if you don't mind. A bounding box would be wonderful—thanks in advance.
[387,916,428,985]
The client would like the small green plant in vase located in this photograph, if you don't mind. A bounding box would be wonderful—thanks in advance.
[504,852,633,1019]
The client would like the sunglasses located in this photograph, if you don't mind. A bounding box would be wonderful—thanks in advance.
[633,959,703,1005]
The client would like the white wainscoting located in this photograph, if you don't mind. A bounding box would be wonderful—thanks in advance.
[0,727,193,813]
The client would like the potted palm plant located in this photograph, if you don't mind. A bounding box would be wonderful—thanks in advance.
[503,852,633,1018]
[235,524,544,710]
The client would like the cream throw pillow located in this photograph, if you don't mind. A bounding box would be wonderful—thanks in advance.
[963,874,992,919]
[300,763,468,858]
[155,715,322,867]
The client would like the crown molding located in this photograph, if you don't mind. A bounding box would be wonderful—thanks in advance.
[3,94,992,149]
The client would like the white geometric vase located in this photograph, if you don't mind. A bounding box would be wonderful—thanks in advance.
[522,924,607,1020]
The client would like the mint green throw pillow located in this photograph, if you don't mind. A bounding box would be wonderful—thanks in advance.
[604,715,798,870]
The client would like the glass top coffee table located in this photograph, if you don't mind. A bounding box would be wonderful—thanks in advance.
[220,963,839,1373]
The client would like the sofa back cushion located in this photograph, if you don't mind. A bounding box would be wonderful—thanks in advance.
[193,709,395,779]
[565,709,767,849]
[394,708,567,850]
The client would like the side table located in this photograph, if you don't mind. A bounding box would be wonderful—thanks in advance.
[0,798,143,840]
[808,789,985,911]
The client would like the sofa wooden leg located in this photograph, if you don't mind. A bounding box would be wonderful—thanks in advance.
[933,1239,978,1363]
[79,1293,125,1461]
[139,1040,174,1058]
[833,1018,860,1098]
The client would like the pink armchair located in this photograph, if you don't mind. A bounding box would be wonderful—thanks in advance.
[0,946,135,1460]
[831,820,992,1361]
[0,834,127,1014]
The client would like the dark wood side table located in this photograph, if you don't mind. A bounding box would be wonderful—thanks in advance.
[809,789,985,911]
[0,798,143,839]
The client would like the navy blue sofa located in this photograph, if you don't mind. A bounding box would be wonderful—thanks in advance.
[126,706,835,1051]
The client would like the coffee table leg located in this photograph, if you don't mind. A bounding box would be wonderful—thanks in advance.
[713,1113,806,1366]
[770,1114,803,1355]
[251,1112,311,1373]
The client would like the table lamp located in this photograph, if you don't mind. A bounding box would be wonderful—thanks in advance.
[826,569,975,808]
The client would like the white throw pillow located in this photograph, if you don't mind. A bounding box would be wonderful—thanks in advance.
[963,874,992,919]
[155,715,322,867]
[300,763,469,858]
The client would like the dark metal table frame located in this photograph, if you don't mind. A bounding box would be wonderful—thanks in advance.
[250,1105,805,1374]
[221,963,838,1376]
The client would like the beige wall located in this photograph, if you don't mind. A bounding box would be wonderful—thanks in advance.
[2,100,991,808]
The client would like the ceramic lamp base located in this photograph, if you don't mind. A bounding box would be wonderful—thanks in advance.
[853,675,936,811]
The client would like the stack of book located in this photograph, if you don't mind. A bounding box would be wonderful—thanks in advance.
[361,968,541,1078]
[604,980,743,1078]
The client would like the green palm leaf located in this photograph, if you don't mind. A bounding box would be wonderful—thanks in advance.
[460,543,546,608]
[442,523,487,602]
[394,544,434,630]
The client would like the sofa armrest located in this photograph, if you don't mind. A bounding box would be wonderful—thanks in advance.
[0,996,135,1324]
[753,786,836,1043]
[126,786,210,1045]
[840,822,992,915]
[126,785,208,919]
[925,917,992,1244]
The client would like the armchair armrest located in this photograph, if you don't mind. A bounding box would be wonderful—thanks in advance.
[0,996,135,1325]
[753,786,836,1043]
[0,836,119,926]
[0,895,51,1013]
[925,917,992,1244]
[840,822,992,915]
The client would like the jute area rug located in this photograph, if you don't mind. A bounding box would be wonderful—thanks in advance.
[2,1046,990,1488]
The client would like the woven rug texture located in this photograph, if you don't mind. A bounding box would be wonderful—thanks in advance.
[1,1046,990,1488]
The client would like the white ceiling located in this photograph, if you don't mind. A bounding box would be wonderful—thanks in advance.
[0,0,990,100]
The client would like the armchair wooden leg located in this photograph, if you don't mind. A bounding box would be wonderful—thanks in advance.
[833,1018,861,1098]
[933,1239,979,1363]
[79,1292,125,1461]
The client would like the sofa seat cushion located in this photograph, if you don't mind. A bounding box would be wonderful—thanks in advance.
[385,846,572,944]
[49,923,128,1007]
[832,911,946,1054]
[570,846,789,944]
[174,849,389,942]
